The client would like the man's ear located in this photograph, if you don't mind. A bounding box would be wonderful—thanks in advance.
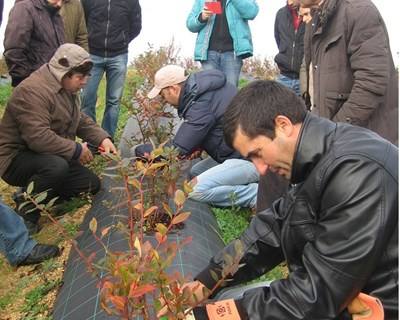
[274,115,294,137]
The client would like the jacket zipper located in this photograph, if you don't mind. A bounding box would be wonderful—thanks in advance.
[105,0,111,57]
[290,29,297,70]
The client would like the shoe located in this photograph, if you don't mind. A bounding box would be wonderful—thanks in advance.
[17,244,60,266]
[24,220,41,235]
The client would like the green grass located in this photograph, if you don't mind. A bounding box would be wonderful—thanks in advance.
[0,275,33,310]
[22,279,61,317]
[212,206,288,282]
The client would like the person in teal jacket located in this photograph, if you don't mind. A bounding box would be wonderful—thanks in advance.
[186,0,259,87]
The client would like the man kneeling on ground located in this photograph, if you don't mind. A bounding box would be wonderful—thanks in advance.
[136,65,259,209]
[0,44,117,234]
[174,81,397,319]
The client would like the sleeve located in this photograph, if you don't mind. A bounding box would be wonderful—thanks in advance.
[11,89,77,159]
[332,4,393,126]
[76,1,89,52]
[3,3,33,80]
[196,202,285,291]
[274,11,280,48]
[128,0,142,42]
[197,159,395,319]
[186,0,207,33]
[229,0,259,20]
[172,101,217,156]
[76,111,110,147]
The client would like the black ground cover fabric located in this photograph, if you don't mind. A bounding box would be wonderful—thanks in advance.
[53,175,225,320]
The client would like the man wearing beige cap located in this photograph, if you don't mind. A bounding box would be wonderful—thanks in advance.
[0,43,117,234]
[136,65,259,209]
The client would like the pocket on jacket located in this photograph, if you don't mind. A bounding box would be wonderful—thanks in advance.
[325,91,349,118]
[289,199,316,249]
[324,34,346,72]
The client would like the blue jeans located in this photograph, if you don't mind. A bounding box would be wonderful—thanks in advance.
[81,53,128,137]
[277,74,300,96]
[201,51,243,87]
[190,159,259,208]
[0,200,36,266]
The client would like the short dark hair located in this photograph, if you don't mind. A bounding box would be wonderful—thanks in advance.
[223,80,307,148]
[64,61,93,78]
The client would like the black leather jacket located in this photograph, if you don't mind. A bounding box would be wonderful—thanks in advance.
[196,113,398,319]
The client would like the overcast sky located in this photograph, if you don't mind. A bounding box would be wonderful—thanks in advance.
[1,0,399,65]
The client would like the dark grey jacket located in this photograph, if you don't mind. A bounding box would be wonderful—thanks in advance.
[3,0,65,86]
[196,113,398,319]
[304,0,398,144]
[274,5,305,78]
[81,0,141,57]
[173,69,241,163]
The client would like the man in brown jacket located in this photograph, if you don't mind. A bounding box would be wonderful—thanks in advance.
[0,44,117,233]
[301,0,398,145]
[60,0,89,51]
[3,0,65,87]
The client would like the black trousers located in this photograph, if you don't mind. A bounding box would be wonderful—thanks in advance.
[2,151,101,223]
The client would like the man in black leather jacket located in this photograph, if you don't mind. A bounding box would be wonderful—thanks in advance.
[184,81,398,319]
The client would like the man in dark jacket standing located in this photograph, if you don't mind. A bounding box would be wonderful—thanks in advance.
[274,0,305,95]
[136,65,259,208]
[301,0,398,145]
[175,81,398,320]
[3,0,65,87]
[0,44,117,234]
[81,0,142,138]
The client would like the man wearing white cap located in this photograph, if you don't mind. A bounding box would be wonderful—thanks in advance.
[136,65,259,209]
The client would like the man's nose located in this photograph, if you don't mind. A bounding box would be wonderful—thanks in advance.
[253,160,269,176]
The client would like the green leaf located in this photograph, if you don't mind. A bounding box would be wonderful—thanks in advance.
[27,182,34,195]
[35,192,47,204]
[210,270,219,282]
[46,197,59,209]
[174,189,186,207]
[89,217,97,234]
[156,223,168,236]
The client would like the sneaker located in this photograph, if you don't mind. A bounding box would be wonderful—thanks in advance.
[17,244,60,266]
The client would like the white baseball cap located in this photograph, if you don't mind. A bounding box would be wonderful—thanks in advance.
[147,65,189,99]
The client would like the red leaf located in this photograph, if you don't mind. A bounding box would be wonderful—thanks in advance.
[109,295,126,311]
[129,284,156,298]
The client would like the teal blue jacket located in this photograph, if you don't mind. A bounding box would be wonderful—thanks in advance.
[186,0,259,61]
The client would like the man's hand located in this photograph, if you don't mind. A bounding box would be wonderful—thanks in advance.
[79,142,94,164]
[348,293,384,320]
[201,8,213,21]
[157,281,208,318]
[99,138,117,154]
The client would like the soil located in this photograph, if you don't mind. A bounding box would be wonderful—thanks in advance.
[0,180,90,320]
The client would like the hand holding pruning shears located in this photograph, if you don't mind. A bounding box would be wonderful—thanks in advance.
[98,138,117,155]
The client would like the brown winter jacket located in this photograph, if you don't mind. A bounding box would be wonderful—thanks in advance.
[304,0,398,144]
[0,51,109,176]
[3,0,65,86]
[60,0,89,51]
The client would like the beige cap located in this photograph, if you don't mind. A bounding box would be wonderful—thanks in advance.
[148,65,188,99]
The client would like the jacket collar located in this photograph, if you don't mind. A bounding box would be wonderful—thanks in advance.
[313,0,339,35]
[290,113,336,184]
